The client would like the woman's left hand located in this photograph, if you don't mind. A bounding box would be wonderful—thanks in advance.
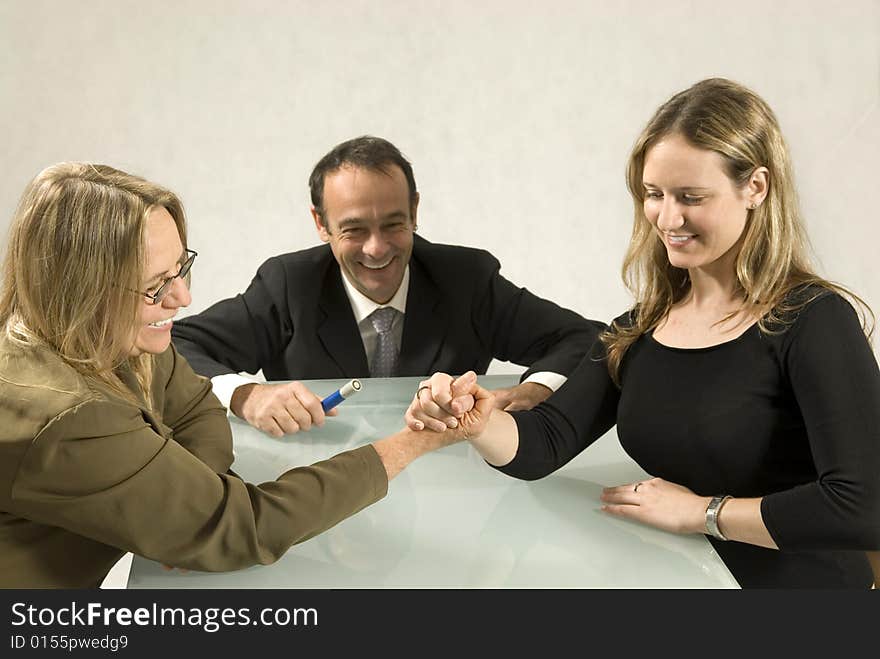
[600,477,711,536]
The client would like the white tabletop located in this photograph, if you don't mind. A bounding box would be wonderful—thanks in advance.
[128,375,739,588]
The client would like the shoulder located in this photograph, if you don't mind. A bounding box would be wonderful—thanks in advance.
[0,335,107,443]
[412,234,501,275]
[256,244,336,280]
[766,285,871,365]
[772,285,861,336]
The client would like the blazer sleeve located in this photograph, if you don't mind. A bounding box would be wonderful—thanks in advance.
[760,293,880,550]
[154,344,236,474]
[498,342,620,480]
[470,254,604,380]
[171,257,293,378]
[8,399,388,572]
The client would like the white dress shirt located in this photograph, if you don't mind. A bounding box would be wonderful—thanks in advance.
[210,265,566,410]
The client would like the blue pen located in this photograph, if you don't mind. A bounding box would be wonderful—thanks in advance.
[321,379,362,412]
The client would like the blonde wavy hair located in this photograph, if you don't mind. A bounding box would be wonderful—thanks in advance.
[601,78,873,384]
[0,162,187,404]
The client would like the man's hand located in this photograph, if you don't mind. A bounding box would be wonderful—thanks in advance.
[405,371,478,432]
[229,382,334,437]
[489,381,553,411]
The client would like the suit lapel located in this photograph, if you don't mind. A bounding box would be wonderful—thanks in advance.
[317,266,371,376]
[398,257,447,376]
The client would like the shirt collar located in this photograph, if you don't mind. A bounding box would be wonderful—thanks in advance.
[339,265,409,324]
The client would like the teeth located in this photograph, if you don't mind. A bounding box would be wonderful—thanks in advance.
[149,318,173,328]
[362,260,392,270]
[668,235,693,243]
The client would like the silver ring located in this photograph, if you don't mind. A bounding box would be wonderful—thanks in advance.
[633,482,642,493]
[416,385,431,399]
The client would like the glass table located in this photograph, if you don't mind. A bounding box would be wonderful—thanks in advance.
[128,375,739,588]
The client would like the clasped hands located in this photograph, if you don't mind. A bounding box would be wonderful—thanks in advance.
[405,372,553,433]
[404,371,495,440]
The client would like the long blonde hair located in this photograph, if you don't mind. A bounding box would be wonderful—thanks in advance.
[0,163,187,403]
[602,78,873,384]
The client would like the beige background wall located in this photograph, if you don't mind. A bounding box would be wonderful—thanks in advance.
[2,0,878,367]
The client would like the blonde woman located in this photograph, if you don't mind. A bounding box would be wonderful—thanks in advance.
[407,78,880,588]
[0,163,491,588]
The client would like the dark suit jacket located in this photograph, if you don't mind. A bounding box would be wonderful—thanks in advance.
[172,235,603,381]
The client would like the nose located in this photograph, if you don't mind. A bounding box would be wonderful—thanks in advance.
[656,198,685,232]
[361,230,391,261]
[163,275,191,309]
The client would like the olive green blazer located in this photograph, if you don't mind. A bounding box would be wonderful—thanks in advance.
[0,336,387,588]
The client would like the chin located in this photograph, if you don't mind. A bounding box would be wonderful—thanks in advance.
[135,339,171,356]
[665,252,697,270]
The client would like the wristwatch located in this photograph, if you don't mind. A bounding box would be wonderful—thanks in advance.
[705,495,732,541]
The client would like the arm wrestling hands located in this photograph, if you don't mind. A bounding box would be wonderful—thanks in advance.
[405,374,550,433]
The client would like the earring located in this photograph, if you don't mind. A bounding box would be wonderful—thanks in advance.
[748,203,758,210]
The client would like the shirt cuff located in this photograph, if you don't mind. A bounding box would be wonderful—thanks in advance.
[522,371,566,392]
[211,373,262,413]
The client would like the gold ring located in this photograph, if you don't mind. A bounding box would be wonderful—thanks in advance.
[633,482,642,493]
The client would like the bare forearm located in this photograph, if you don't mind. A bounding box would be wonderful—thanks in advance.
[468,408,519,467]
[372,428,460,481]
[716,497,778,549]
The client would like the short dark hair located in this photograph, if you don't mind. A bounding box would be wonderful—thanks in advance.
[308,136,418,226]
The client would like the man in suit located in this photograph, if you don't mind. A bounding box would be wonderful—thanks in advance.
[172,136,603,436]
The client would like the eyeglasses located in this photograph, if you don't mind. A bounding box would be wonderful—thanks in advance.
[135,249,197,305]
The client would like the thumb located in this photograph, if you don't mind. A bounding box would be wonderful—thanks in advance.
[451,371,477,396]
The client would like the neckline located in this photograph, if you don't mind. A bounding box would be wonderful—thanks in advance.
[647,322,760,353]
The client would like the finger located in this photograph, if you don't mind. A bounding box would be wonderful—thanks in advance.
[410,401,451,432]
[471,384,496,414]
[602,483,642,496]
[283,397,313,431]
[404,405,425,431]
[416,408,452,432]
[450,371,477,396]
[273,410,302,435]
[415,388,459,429]
[448,373,477,415]
[601,503,641,519]
[600,490,640,506]
[291,383,326,427]
[429,373,456,413]
[449,393,475,416]
[259,417,285,438]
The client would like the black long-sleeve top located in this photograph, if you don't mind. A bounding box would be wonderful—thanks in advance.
[503,291,880,588]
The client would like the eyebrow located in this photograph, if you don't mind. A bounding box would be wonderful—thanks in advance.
[145,249,186,284]
[642,182,712,192]
[336,212,409,228]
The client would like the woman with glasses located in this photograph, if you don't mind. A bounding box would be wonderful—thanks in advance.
[0,162,488,587]
[407,78,880,588]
